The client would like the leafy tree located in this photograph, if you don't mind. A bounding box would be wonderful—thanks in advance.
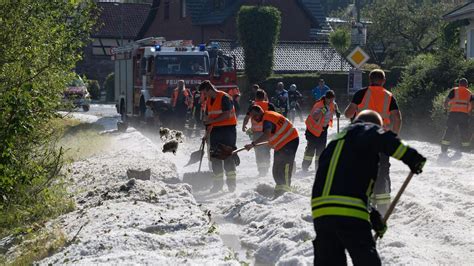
[364,0,459,67]
[103,73,116,102]
[0,1,96,205]
[329,28,351,70]
[237,6,281,83]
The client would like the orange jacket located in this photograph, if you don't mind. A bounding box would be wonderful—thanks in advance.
[449,86,472,113]
[206,91,237,127]
[357,86,393,127]
[171,88,192,108]
[251,101,270,131]
[305,100,335,137]
[263,111,298,151]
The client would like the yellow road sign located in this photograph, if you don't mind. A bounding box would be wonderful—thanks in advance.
[347,46,370,69]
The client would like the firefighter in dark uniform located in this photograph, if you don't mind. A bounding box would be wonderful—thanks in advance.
[245,106,299,198]
[199,80,238,193]
[242,89,276,176]
[302,90,340,172]
[274,82,289,117]
[311,110,426,265]
[441,78,473,153]
[170,80,193,131]
[344,69,402,216]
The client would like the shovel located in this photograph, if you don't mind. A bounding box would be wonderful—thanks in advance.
[185,126,213,166]
[374,172,415,242]
[211,142,269,160]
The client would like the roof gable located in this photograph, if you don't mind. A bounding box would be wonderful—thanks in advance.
[94,2,151,39]
[186,0,244,25]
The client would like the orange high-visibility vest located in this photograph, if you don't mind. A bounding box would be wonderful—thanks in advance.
[171,88,192,108]
[251,101,270,132]
[449,86,472,113]
[206,91,237,127]
[263,111,298,151]
[357,86,393,127]
[305,100,336,137]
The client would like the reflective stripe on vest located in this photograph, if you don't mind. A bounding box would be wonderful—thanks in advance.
[358,86,392,127]
[449,87,472,113]
[206,91,237,127]
[305,101,335,137]
[251,101,270,131]
[263,111,298,151]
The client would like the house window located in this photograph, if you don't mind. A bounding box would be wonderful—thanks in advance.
[213,0,224,10]
[164,1,170,20]
[180,0,186,18]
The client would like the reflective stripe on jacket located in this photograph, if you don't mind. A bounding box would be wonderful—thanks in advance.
[449,86,472,113]
[206,91,237,127]
[305,100,335,137]
[263,111,298,151]
[357,86,393,127]
[251,101,270,131]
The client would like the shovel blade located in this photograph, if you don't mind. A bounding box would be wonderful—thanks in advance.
[185,149,204,166]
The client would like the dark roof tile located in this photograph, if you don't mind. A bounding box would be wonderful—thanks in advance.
[94,2,151,39]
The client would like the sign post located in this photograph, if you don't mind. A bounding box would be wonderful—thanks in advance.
[346,46,370,95]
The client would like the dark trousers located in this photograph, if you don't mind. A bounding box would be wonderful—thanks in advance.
[209,126,237,185]
[273,138,299,195]
[302,128,328,170]
[441,112,471,151]
[313,216,381,266]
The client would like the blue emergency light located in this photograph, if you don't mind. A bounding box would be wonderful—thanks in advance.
[155,45,161,51]
[198,44,206,51]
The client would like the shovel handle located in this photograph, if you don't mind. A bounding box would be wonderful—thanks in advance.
[232,142,268,154]
[374,172,415,242]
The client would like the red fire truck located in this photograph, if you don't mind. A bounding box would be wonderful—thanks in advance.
[112,37,239,126]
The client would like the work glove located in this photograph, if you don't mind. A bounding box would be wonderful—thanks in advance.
[409,154,427,174]
[370,208,387,238]
[245,128,253,137]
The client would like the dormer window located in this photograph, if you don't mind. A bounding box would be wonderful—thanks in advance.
[213,0,225,10]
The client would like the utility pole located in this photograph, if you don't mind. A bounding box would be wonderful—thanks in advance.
[355,0,361,23]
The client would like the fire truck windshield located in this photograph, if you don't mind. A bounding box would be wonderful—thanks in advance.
[155,55,209,76]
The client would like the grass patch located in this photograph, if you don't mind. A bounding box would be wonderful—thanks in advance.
[0,228,67,265]
[54,117,111,162]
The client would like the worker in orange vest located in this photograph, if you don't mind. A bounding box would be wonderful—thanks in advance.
[199,80,238,193]
[170,80,193,131]
[245,106,299,198]
[344,69,402,216]
[302,90,340,172]
[251,84,269,101]
[227,87,241,117]
[441,78,473,153]
[242,89,276,176]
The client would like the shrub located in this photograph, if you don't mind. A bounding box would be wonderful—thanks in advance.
[237,6,281,83]
[393,48,471,138]
[87,79,100,100]
[103,72,115,102]
[430,91,449,136]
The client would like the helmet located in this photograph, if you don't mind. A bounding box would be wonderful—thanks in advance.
[289,84,297,91]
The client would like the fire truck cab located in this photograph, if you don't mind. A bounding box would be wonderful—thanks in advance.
[112,37,239,126]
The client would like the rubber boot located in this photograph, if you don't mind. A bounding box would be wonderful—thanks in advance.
[302,160,311,172]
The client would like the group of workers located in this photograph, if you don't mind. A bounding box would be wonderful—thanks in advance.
[176,68,471,265]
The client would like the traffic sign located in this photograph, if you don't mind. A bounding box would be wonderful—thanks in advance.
[347,68,363,95]
[346,46,370,69]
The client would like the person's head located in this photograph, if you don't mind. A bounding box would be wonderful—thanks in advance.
[459,78,468,87]
[369,69,386,86]
[355,110,383,126]
[249,105,265,122]
[323,90,335,105]
[178,80,185,89]
[277,82,284,91]
[255,89,266,101]
[289,84,297,92]
[252,84,260,92]
[198,80,216,97]
[319,79,325,87]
